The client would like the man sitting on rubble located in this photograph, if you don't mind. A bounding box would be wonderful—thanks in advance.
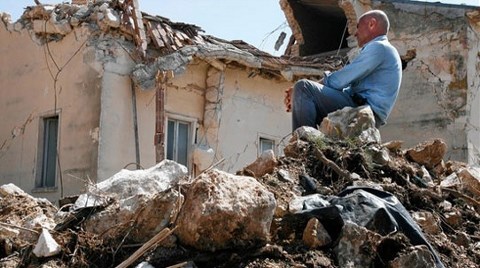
[284,9,402,131]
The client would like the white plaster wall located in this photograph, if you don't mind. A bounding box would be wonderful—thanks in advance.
[214,68,292,173]
[97,56,208,180]
[164,61,207,120]
[97,72,136,180]
[134,60,207,174]
[0,24,102,201]
[466,26,480,166]
[128,61,291,176]
[132,86,156,170]
[95,38,147,181]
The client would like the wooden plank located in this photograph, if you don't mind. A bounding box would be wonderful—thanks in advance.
[173,35,183,48]
[155,71,166,163]
[147,21,165,48]
[174,30,185,41]
[158,23,172,47]
[177,32,190,42]
[115,227,176,268]
[130,0,148,56]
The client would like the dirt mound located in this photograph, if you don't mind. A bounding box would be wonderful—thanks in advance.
[1,129,479,268]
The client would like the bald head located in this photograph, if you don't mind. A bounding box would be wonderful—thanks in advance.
[359,10,390,35]
[355,10,390,47]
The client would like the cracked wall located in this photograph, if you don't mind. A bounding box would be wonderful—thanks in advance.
[466,10,480,166]
[0,20,101,201]
[170,60,292,174]
[0,2,297,199]
[359,1,477,163]
[212,67,291,172]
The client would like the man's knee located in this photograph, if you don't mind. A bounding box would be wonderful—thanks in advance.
[293,79,310,91]
[293,79,315,100]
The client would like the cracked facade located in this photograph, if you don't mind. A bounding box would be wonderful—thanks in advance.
[281,0,480,165]
[0,1,334,201]
[0,0,479,201]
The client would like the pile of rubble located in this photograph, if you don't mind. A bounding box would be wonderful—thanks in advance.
[1,105,479,267]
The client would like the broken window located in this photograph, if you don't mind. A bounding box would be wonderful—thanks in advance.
[259,137,276,155]
[167,118,191,167]
[36,115,59,188]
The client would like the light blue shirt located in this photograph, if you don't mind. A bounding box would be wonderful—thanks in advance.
[323,35,402,125]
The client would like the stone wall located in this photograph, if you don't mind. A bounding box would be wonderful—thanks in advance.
[375,1,477,163]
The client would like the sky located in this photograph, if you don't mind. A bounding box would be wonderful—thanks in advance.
[0,0,478,55]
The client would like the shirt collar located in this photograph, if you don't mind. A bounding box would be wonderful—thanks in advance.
[360,35,387,51]
[366,35,387,45]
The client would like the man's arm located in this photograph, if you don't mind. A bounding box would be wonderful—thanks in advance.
[323,42,385,90]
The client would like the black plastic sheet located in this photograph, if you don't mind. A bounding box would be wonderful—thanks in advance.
[298,186,445,268]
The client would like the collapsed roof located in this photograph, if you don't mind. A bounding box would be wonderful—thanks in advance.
[1,0,347,85]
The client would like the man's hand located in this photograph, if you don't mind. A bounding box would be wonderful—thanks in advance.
[284,86,293,112]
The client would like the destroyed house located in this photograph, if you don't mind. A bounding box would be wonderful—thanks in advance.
[279,0,480,165]
[0,1,340,201]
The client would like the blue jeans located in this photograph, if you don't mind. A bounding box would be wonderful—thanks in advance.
[291,79,357,131]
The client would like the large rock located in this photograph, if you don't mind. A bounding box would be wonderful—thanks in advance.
[389,245,436,268]
[457,167,480,197]
[406,139,447,169]
[82,190,182,243]
[292,126,326,142]
[302,218,332,248]
[175,169,276,251]
[284,126,325,157]
[320,105,381,144]
[74,160,187,208]
[334,221,382,268]
[74,160,188,242]
[243,149,278,178]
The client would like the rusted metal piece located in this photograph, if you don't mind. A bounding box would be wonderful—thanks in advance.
[155,71,166,163]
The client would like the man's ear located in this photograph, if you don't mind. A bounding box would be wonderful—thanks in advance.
[368,18,377,30]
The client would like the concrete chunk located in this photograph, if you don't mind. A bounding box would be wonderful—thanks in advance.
[389,245,436,268]
[33,229,61,258]
[406,139,447,169]
[334,221,382,268]
[302,218,332,248]
[243,149,278,178]
[320,105,381,144]
[457,167,480,196]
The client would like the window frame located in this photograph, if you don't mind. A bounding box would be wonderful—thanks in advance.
[165,113,197,170]
[34,112,61,191]
[257,133,278,156]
